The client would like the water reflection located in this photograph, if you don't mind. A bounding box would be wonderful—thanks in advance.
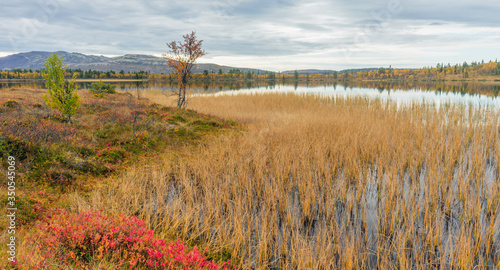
[212,84,500,109]
[3,80,500,107]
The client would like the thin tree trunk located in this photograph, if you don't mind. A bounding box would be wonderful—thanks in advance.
[178,85,183,108]
[178,74,188,108]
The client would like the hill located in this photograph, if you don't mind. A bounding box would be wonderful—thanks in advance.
[0,51,266,74]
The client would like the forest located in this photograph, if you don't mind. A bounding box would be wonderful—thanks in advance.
[2,60,500,82]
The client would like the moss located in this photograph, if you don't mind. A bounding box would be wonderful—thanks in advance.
[0,136,42,161]
[189,120,222,128]
[225,120,238,126]
[97,147,126,163]
[171,127,198,141]
[3,99,20,108]
[71,146,95,157]
[172,115,187,123]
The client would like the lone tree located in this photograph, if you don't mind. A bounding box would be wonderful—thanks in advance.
[164,31,206,108]
[42,53,80,123]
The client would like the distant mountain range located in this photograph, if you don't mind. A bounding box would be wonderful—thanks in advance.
[0,51,266,74]
[0,51,378,75]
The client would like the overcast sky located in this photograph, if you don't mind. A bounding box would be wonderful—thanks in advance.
[1,0,499,71]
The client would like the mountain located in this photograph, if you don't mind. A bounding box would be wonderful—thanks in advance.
[0,51,381,75]
[0,51,266,74]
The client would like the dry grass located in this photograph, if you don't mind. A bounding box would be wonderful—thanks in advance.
[77,91,500,269]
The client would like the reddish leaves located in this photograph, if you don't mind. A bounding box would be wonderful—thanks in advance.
[164,31,206,108]
[21,210,233,269]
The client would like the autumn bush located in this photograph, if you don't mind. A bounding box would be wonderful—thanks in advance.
[19,210,233,269]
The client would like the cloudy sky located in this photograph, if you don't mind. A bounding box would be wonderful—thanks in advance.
[1,0,499,71]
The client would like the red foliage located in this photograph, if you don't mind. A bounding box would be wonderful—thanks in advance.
[21,210,233,269]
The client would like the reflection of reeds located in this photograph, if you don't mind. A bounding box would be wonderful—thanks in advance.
[81,92,500,269]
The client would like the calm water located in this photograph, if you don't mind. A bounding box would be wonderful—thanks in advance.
[211,84,500,109]
[3,80,500,108]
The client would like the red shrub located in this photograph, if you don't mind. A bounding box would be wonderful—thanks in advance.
[21,210,233,269]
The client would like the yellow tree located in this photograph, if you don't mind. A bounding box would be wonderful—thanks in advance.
[164,31,206,108]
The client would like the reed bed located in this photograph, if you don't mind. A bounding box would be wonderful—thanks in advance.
[77,92,500,269]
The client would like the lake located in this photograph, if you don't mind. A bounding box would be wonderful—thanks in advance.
[210,84,500,109]
[3,80,500,108]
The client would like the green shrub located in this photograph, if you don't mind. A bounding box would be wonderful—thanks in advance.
[172,115,186,123]
[188,120,221,128]
[89,80,116,96]
[0,136,41,161]
[3,99,20,108]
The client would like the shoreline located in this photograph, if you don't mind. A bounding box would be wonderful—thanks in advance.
[0,78,149,82]
[1,77,500,86]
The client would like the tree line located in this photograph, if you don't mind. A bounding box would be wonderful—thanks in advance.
[3,60,500,82]
[0,68,150,80]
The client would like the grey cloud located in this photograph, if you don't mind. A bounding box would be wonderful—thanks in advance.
[1,0,499,70]
[395,2,500,26]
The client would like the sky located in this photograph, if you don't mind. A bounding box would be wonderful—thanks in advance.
[1,0,500,71]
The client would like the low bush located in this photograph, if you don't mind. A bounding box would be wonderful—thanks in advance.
[0,136,42,161]
[20,210,233,269]
[3,99,20,108]
[89,80,116,96]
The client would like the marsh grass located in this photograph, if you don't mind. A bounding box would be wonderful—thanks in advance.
[80,91,499,269]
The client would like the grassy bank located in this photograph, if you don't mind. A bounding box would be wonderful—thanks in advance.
[76,91,500,269]
[0,87,237,269]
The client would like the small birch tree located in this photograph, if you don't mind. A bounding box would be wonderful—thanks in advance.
[42,53,80,123]
[163,31,206,108]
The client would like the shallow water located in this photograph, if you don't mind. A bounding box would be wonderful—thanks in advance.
[210,84,500,109]
[4,80,500,108]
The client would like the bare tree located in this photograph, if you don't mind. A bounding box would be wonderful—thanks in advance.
[163,31,206,108]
